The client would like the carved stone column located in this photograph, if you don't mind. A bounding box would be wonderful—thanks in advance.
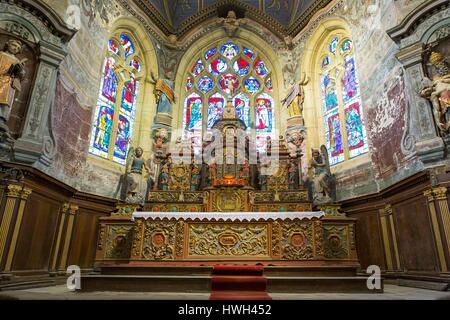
[14,41,66,165]
[424,189,448,272]
[0,184,22,268]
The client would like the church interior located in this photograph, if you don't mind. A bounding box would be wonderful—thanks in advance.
[0,0,449,300]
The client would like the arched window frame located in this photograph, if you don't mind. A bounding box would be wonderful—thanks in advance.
[181,40,277,154]
[316,32,368,166]
[89,31,145,165]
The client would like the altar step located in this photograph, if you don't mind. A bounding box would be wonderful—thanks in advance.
[79,264,383,294]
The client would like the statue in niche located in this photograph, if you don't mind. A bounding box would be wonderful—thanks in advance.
[0,39,27,142]
[217,10,247,37]
[190,165,201,191]
[308,146,332,204]
[420,51,450,135]
[150,72,175,115]
[282,73,309,119]
[125,147,150,204]
[158,159,171,191]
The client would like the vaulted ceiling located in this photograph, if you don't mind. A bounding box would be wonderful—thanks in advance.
[133,0,333,38]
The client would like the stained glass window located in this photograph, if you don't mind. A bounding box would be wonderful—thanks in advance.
[89,33,143,165]
[183,42,276,153]
[319,35,368,165]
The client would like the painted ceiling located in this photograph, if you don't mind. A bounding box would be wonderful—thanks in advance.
[135,0,332,37]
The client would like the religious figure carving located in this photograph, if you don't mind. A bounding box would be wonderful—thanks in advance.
[217,11,247,37]
[308,146,332,204]
[125,147,150,204]
[282,73,309,120]
[420,51,450,135]
[239,160,250,182]
[150,72,175,114]
[152,128,169,159]
[0,39,26,141]
[158,159,171,191]
[287,129,306,158]
[190,165,201,191]
[288,161,298,190]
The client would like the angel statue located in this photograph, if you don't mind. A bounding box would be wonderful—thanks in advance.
[216,10,247,37]
[308,145,332,204]
[124,146,151,204]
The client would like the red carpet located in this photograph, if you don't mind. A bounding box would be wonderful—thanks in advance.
[210,265,272,300]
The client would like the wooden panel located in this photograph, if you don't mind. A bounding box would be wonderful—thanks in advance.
[394,198,438,272]
[12,193,60,271]
[352,210,386,270]
[68,209,102,269]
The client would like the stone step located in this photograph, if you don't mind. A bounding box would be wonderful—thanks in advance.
[79,274,383,293]
[0,279,56,292]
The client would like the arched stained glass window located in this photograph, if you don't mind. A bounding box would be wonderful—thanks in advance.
[319,34,368,165]
[89,34,143,165]
[183,42,275,153]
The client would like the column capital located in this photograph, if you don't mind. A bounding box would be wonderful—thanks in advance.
[384,204,394,216]
[19,187,32,200]
[6,184,23,198]
[424,189,435,202]
[433,187,448,201]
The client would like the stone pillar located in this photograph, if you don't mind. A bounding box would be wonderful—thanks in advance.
[3,187,32,272]
[396,45,444,162]
[424,189,448,272]
[14,41,66,165]
[58,204,78,273]
[0,184,22,268]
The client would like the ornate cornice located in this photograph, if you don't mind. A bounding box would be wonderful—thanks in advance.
[387,0,450,43]
[0,0,77,42]
[127,0,333,45]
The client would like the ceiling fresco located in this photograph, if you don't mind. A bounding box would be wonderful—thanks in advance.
[134,0,332,37]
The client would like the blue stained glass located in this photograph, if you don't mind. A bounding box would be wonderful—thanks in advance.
[322,71,338,111]
[207,94,225,128]
[340,39,352,55]
[244,77,261,95]
[256,94,273,133]
[197,76,213,93]
[341,57,358,103]
[191,59,204,76]
[220,43,239,60]
[234,94,251,129]
[205,48,217,60]
[121,77,137,113]
[254,59,269,77]
[184,94,203,132]
[243,47,255,60]
[101,58,118,103]
[120,35,135,58]
[322,56,330,69]
[129,58,141,72]
[326,111,344,160]
[114,115,131,160]
[92,105,114,155]
[265,77,273,91]
[345,103,365,152]
[108,40,120,56]
[330,37,339,54]
[209,58,228,76]
[233,59,250,77]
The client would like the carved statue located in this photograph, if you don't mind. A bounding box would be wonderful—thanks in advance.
[158,159,171,191]
[287,129,306,158]
[308,146,332,204]
[288,160,298,190]
[282,73,309,119]
[150,72,175,115]
[217,10,247,37]
[0,39,26,141]
[420,51,450,135]
[190,165,201,191]
[152,128,169,159]
[125,147,150,204]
